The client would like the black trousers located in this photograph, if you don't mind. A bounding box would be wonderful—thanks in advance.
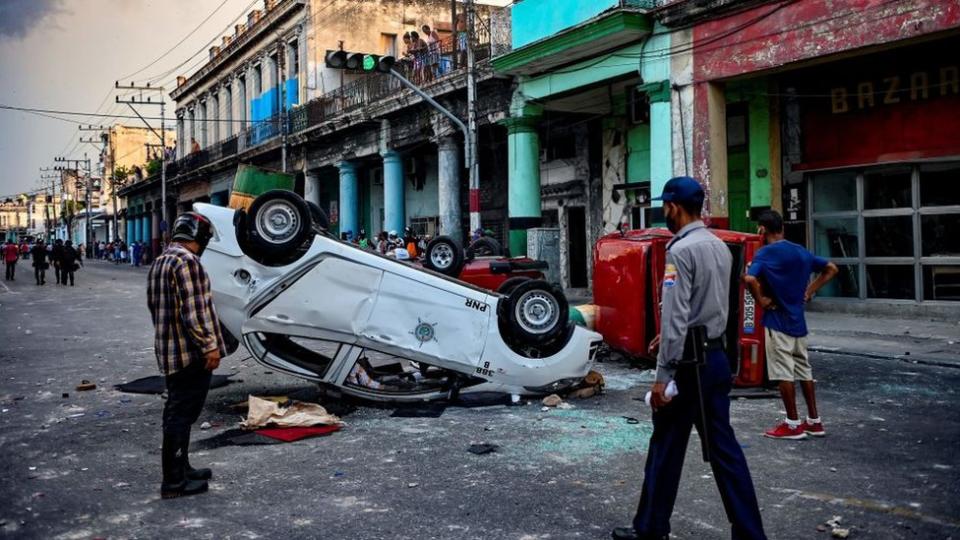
[162,360,212,438]
[62,268,75,286]
[34,266,45,284]
[5,261,14,280]
[633,350,766,540]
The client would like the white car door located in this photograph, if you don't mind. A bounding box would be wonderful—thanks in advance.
[358,271,490,370]
[243,256,383,343]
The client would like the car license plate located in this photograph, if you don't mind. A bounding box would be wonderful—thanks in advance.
[743,289,756,335]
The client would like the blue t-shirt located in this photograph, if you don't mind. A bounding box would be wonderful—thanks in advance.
[747,240,828,337]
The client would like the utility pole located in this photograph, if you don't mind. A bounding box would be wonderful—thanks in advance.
[115,82,168,243]
[465,0,480,235]
[40,168,59,240]
[53,157,89,244]
[80,124,113,241]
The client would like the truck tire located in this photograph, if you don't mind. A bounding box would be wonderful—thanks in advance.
[497,276,532,295]
[423,235,465,277]
[306,200,330,231]
[247,190,312,261]
[500,279,568,346]
[466,236,503,259]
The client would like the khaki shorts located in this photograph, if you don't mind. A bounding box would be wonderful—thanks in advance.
[765,328,813,382]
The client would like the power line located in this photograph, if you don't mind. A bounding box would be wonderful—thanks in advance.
[119,0,236,82]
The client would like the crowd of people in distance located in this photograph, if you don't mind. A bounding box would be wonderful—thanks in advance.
[342,228,427,261]
[91,239,152,267]
[3,238,84,286]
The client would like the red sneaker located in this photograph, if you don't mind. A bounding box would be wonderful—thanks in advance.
[804,421,826,437]
[763,422,808,440]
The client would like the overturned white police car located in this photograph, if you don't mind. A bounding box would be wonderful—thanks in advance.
[194,190,602,403]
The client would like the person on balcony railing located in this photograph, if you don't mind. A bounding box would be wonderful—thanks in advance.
[409,31,431,84]
[421,24,442,79]
[190,138,201,154]
[455,13,467,68]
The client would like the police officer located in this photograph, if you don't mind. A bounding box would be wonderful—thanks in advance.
[613,177,766,540]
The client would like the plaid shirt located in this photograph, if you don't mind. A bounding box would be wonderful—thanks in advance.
[147,243,226,375]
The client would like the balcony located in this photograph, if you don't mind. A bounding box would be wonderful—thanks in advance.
[171,16,496,180]
[493,0,652,76]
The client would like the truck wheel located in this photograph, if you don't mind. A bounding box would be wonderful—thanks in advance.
[500,279,568,345]
[466,236,503,258]
[423,235,465,277]
[247,190,311,261]
[497,276,531,295]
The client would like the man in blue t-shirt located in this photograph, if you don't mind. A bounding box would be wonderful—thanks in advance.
[744,210,838,440]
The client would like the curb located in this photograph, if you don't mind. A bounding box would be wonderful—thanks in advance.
[809,346,960,370]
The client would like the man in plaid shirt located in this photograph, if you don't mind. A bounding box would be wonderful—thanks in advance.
[147,212,226,499]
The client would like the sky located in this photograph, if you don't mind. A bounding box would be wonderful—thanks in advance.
[0,0,511,199]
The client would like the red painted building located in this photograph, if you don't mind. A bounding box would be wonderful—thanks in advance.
[658,0,960,306]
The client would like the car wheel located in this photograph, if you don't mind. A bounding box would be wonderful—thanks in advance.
[423,235,465,277]
[306,201,330,231]
[466,236,503,259]
[500,279,568,346]
[497,276,532,295]
[247,190,311,260]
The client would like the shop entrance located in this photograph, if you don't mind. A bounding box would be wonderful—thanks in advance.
[567,206,588,288]
[727,103,752,232]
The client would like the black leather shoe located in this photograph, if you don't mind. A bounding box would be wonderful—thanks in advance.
[186,465,212,481]
[611,528,667,540]
[161,478,208,499]
[612,527,640,540]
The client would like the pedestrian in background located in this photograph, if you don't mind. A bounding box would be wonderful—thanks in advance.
[147,212,225,499]
[30,240,48,286]
[51,239,64,285]
[613,177,766,540]
[20,240,30,261]
[61,240,81,287]
[115,241,123,265]
[133,241,143,267]
[3,240,18,281]
[743,210,838,440]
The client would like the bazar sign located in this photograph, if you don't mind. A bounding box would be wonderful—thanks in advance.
[830,65,959,114]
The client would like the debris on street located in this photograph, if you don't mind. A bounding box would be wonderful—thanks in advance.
[241,395,341,429]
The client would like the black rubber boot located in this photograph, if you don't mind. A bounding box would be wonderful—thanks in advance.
[160,432,208,499]
[182,429,212,481]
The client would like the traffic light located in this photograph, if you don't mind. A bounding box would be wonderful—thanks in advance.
[325,50,395,74]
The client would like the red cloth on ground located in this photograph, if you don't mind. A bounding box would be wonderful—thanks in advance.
[255,424,342,442]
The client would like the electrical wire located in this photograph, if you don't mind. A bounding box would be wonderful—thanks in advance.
[118,0,237,82]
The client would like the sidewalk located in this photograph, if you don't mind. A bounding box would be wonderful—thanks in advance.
[806,311,960,368]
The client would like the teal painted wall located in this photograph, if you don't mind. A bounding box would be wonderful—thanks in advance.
[512,0,622,49]
[520,42,644,100]
[726,79,773,210]
[627,124,651,183]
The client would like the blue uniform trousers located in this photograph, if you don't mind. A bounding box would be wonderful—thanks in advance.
[633,349,766,540]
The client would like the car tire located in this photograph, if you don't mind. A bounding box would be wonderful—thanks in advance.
[497,276,532,295]
[500,279,568,346]
[246,190,312,261]
[466,236,503,259]
[423,235,465,277]
[306,201,330,231]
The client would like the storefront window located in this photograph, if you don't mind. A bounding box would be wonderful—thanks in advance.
[818,264,860,298]
[866,265,915,299]
[809,163,959,302]
[920,164,960,207]
[812,171,857,212]
[864,216,913,257]
[864,168,912,209]
[813,217,858,258]
[921,214,960,257]
[923,265,960,301]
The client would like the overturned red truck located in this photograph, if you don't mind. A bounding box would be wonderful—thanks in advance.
[592,228,767,388]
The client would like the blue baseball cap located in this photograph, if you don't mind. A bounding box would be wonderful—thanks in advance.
[652,176,705,204]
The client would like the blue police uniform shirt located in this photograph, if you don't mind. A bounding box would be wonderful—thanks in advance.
[747,240,828,338]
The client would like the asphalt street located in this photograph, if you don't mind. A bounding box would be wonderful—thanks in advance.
[0,261,958,539]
